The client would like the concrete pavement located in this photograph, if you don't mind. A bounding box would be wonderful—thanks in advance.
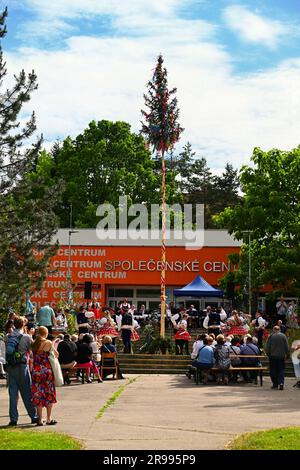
[1,375,300,450]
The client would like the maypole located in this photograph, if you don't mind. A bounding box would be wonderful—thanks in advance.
[141,55,183,337]
[161,141,166,338]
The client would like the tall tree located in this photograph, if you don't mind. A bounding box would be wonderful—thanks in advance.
[215,146,300,306]
[51,120,166,228]
[214,163,240,212]
[173,141,195,191]
[0,8,61,305]
[184,157,214,228]
[141,54,183,337]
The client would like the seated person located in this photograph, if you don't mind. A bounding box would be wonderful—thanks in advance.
[229,337,241,366]
[57,334,77,384]
[101,335,124,379]
[214,334,231,385]
[191,333,208,360]
[240,335,260,384]
[76,334,102,383]
[187,337,215,383]
[228,336,241,382]
[91,334,102,362]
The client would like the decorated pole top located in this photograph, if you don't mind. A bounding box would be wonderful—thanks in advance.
[141,54,184,153]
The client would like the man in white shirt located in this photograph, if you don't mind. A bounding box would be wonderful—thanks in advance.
[203,307,227,335]
[191,333,208,359]
[276,297,288,325]
[251,311,266,350]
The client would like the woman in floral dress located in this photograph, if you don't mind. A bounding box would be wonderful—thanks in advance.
[31,326,57,426]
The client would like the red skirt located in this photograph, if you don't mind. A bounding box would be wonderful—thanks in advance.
[131,329,140,342]
[174,330,192,341]
[97,325,119,338]
[227,326,248,336]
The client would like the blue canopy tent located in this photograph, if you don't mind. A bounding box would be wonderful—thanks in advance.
[173,275,224,298]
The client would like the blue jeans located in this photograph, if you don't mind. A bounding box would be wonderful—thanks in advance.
[191,360,213,369]
[7,364,37,423]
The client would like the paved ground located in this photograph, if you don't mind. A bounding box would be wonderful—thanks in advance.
[1,375,300,450]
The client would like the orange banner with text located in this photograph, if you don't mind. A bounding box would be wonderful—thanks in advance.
[31,245,239,308]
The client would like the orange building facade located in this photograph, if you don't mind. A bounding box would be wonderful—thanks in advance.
[31,230,241,310]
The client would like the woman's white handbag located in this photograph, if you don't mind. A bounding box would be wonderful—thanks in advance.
[49,348,64,387]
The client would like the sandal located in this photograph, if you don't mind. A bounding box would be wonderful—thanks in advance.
[46,419,57,425]
[36,422,44,427]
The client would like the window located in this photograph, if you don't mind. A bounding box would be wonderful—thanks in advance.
[149,301,160,311]
[136,288,161,298]
[108,288,134,298]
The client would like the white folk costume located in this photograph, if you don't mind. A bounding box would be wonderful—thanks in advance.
[173,319,192,341]
[97,314,119,339]
[227,315,249,336]
[130,319,140,342]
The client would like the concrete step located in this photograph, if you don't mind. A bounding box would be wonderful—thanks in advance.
[122,368,187,374]
[119,353,190,360]
[116,353,296,376]
[118,363,189,370]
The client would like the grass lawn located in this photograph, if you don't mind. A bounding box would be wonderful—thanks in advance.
[228,427,300,450]
[0,429,83,450]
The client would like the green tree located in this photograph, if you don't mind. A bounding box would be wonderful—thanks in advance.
[215,146,300,301]
[183,157,215,228]
[52,120,167,228]
[214,163,240,212]
[0,8,61,306]
[173,141,195,192]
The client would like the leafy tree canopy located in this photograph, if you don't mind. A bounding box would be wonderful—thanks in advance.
[0,8,62,306]
[215,146,300,297]
[51,120,181,227]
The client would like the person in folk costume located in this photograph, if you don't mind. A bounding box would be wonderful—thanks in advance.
[170,309,182,336]
[251,311,267,350]
[75,306,91,336]
[109,307,118,326]
[88,301,101,320]
[121,298,131,310]
[120,306,133,354]
[286,301,299,329]
[173,313,192,355]
[227,310,249,337]
[97,307,119,345]
[130,319,140,343]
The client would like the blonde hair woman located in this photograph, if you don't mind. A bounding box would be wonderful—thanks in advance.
[31,326,58,426]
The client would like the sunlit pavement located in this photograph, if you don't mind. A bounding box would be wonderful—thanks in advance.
[1,375,299,450]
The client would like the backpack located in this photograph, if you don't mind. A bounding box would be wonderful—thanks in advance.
[6,334,26,366]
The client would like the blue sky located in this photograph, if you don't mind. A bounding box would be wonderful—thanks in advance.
[4,0,300,169]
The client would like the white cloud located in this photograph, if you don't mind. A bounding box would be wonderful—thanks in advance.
[23,0,183,18]
[223,5,287,48]
[6,1,300,171]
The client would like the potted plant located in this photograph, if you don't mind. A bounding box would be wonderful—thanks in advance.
[147,334,174,355]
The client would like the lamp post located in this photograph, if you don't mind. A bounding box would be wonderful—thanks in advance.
[242,230,253,315]
[66,204,78,305]
[66,230,78,305]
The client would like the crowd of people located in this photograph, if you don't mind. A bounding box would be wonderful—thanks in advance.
[186,322,300,390]
[0,296,299,426]
[0,307,128,427]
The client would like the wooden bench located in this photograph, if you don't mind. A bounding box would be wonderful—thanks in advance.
[193,355,268,386]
